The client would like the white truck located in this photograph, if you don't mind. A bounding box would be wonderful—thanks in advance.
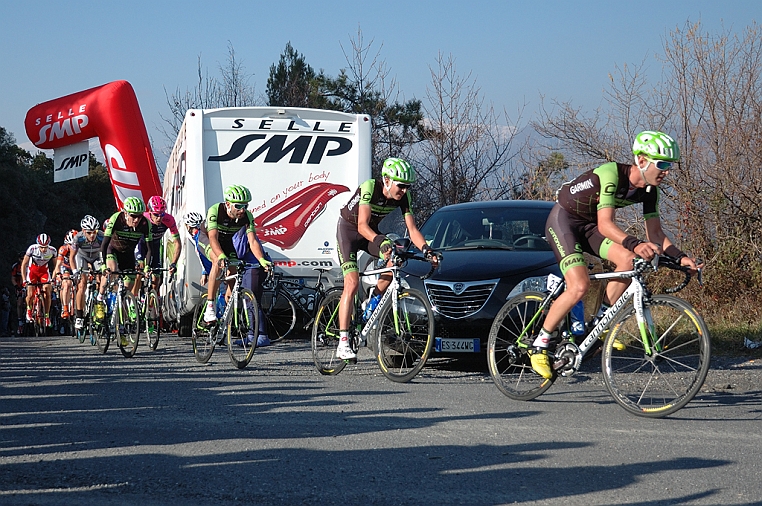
[162,107,371,332]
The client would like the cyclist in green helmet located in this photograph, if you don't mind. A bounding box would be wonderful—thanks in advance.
[97,196,153,303]
[335,157,439,361]
[202,185,273,346]
[531,131,703,379]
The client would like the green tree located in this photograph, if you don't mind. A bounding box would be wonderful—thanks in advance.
[266,42,333,109]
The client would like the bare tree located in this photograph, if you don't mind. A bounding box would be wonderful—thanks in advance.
[412,53,523,219]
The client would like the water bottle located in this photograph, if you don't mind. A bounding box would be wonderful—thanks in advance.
[363,294,381,322]
[570,300,585,336]
[216,289,226,318]
[106,292,116,313]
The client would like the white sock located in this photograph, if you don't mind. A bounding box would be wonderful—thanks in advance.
[533,328,554,348]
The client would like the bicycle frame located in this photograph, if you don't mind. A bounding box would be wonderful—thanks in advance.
[209,260,251,342]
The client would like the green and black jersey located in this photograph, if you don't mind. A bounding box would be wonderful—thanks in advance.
[102,211,153,254]
[556,162,660,222]
[339,178,413,232]
[206,203,256,256]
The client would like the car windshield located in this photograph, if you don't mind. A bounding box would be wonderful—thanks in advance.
[420,205,552,251]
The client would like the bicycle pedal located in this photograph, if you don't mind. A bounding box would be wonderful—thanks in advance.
[343,357,358,365]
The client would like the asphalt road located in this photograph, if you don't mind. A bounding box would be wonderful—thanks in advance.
[1,332,761,506]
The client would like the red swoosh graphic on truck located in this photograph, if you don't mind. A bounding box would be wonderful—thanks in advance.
[254,182,349,250]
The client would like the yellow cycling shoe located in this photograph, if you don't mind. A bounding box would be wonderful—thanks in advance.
[529,348,553,379]
[611,338,626,351]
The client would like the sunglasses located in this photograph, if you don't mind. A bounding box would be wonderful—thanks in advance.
[150,212,165,218]
[231,203,248,210]
[395,183,411,190]
[84,230,97,234]
[648,158,673,171]
[128,213,143,219]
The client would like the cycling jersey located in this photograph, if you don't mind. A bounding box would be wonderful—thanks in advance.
[206,203,256,258]
[56,245,73,274]
[556,162,660,222]
[340,178,413,231]
[71,230,105,271]
[25,244,57,267]
[102,211,152,270]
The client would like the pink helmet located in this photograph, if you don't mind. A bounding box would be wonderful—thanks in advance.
[147,195,167,214]
[36,233,51,247]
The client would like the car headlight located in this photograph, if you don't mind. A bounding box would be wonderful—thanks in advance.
[507,275,549,299]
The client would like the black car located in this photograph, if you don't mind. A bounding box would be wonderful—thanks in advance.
[398,200,560,356]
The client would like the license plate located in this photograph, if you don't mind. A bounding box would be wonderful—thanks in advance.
[435,338,480,353]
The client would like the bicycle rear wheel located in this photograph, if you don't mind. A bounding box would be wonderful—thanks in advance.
[375,288,434,383]
[144,289,161,350]
[311,290,346,375]
[227,288,258,369]
[94,302,110,353]
[191,294,216,364]
[261,288,297,343]
[117,292,141,358]
[602,295,711,418]
[487,291,556,401]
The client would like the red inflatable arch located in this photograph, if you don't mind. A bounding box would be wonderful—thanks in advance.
[24,80,162,207]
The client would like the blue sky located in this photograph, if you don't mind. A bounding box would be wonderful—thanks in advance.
[1,0,759,169]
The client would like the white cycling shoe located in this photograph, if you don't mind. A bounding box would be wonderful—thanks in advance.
[336,340,356,360]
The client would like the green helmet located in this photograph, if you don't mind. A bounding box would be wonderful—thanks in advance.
[223,184,252,203]
[381,158,416,184]
[632,131,680,162]
[122,196,145,214]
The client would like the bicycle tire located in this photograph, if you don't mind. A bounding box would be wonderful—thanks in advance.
[487,291,556,401]
[375,288,434,383]
[164,285,178,323]
[94,302,110,353]
[191,294,216,364]
[311,290,346,375]
[262,288,297,343]
[227,288,258,369]
[145,289,161,350]
[117,292,141,358]
[602,294,711,418]
[34,294,45,338]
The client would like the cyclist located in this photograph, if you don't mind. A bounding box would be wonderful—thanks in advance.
[70,215,105,330]
[20,234,57,327]
[139,196,182,292]
[335,157,438,361]
[10,252,25,335]
[54,230,77,321]
[97,197,153,307]
[188,209,271,346]
[531,131,703,379]
[202,185,272,347]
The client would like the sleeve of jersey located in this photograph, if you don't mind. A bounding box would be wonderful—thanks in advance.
[402,192,414,216]
[104,211,120,237]
[164,215,181,239]
[594,163,618,211]
[245,210,256,234]
[358,179,376,206]
[643,187,660,219]
[206,204,219,231]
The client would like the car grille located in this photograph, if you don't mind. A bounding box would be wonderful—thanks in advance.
[424,279,499,319]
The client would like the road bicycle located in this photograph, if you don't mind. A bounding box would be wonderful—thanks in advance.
[191,259,260,369]
[25,282,50,337]
[261,267,335,342]
[137,267,167,351]
[487,254,710,418]
[94,270,141,358]
[75,268,99,345]
[311,238,439,383]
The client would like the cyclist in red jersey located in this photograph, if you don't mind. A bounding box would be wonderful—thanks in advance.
[20,234,57,328]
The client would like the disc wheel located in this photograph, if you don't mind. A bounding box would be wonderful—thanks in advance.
[487,291,556,400]
[117,292,141,358]
[226,288,258,369]
[602,295,711,418]
[191,294,216,364]
[311,290,346,375]
[144,289,161,350]
[261,288,297,343]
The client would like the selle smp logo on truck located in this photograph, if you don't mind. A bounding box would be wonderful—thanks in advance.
[208,134,353,165]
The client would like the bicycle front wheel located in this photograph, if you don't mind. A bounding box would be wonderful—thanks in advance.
[227,288,259,369]
[94,303,110,353]
[311,290,346,375]
[191,294,216,364]
[117,292,141,358]
[602,295,711,418]
[375,288,434,383]
[144,289,161,351]
[487,291,556,401]
[262,288,297,343]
